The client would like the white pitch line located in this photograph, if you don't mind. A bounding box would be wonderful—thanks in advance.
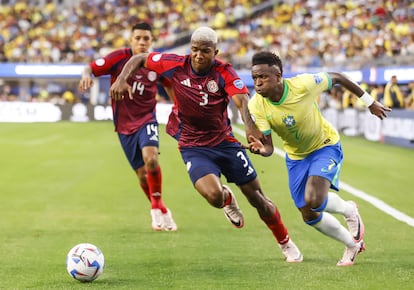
[233,126,414,227]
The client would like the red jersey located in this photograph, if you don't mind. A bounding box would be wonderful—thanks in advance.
[146,52,249,147]
[90,48,160,134]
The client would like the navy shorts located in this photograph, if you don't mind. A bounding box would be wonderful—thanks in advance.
[118,122,159,170]
[180,140,257,186]
[286,142,343,208]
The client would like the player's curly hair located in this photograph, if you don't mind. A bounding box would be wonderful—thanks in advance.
[252,51,283,75]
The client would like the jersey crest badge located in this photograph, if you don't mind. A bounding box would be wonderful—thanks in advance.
[148,71,157,82]
[207,80,219,93]
[282,115,296,127]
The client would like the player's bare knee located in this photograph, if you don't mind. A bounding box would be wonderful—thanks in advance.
[144,155,159,170]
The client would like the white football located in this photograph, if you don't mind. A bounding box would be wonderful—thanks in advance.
[66,243,105,282]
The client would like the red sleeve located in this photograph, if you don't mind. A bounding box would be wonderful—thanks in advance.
[146,52,184,75]
[90,48,130,77]
[220,64,249,97]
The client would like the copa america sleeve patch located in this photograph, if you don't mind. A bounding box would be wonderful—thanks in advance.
[233,79,244,89]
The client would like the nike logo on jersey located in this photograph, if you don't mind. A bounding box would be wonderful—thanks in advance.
[180,79,191,87]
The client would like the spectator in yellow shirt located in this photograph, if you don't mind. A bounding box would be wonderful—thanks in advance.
[384,75,404,108]
[407,82,414,110]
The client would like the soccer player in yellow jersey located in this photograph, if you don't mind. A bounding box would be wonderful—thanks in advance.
[247,51,391,266]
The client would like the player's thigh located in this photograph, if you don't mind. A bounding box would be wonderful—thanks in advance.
[142,145,159,168]
[220,146,257,185]
[118,131,144,170]
[285,157,309,208]
[308,142,343,191]
[194,173,223,206]
[180,147,221,185]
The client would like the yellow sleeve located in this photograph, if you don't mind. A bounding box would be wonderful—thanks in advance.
[248,94,272,135]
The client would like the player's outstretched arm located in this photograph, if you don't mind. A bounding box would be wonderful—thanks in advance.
[110,53,149,100]
[329,72,392,120]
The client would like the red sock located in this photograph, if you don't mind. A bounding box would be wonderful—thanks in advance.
[222,189,232,207]
[147,166,167,213]
[260,208,289,244]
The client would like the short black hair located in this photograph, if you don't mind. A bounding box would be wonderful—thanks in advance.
[132,22,152,33]
[252,51,283,75]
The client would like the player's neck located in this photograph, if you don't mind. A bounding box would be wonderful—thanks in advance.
[269,82,284,102]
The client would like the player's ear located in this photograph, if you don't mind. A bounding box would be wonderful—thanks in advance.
[215,49,219,56]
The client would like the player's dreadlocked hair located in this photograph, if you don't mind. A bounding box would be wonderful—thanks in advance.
[252,51,283,75]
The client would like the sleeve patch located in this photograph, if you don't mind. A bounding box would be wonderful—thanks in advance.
[233,79,244,89]
[313,74,323,84]
[95,58,105,66]
[151,53,162,62]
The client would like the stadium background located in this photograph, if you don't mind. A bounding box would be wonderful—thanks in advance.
[0,2,413,288]
[0,0,413,148]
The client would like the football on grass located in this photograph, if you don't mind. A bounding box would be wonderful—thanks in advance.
[66,243,104,282]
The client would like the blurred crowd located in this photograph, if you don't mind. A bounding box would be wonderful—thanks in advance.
[319,76,414,110]
[0,0,414,109]
[1,0,414,68]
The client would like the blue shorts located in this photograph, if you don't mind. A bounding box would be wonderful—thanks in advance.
[180,140,257,186]
[118,122,159,170]
[286,142,343,208]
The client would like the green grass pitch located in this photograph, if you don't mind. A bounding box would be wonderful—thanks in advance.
[0,122,413,289]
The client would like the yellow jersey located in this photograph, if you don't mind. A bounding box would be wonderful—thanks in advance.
[248,72,339,160]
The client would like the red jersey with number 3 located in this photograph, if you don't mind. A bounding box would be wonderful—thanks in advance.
[90,48,160,134]
[146,52,249,147]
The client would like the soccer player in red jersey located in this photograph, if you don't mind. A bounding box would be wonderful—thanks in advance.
[110,26,302,262]
[78,22,177,231]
